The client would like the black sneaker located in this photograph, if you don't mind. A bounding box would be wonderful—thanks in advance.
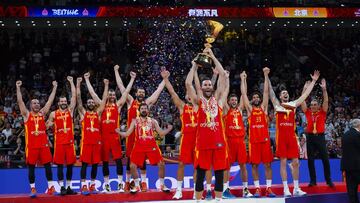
[60,186,67,196]
[66,186,77,195]
[308,182,317,187]
[327,181,335,188]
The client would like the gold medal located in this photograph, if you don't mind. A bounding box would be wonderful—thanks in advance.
[90,120,95,132]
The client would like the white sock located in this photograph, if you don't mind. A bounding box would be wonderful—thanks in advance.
[294,180,299,189]
[126,172,131,182]
[215,197,222,202]
[118,175,123,183]
[193,183,196,191]
[223,181,229,192]
[134,178,140,187]
[90,180,95,186]
[283,181,289,190]
[177,181,183,191]
[254,180,260,188]
[141,173,147,183]
[266,179,272,188]
[159,178,165,185]
[243,182,248,189]
[206,184,211,191]
[104,176,109,184]
[30,183,35,188]
[47,181,53,188]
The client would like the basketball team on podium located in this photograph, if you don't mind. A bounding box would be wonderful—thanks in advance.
[16,47,335,201]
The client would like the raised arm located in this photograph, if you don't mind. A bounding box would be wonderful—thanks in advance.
[240,71,252,114]
[46,111,55,128]
[145,80,165,107]
[319,78,328,112]
[211,68,219,88]
[267,76,281,108]
[218,70,230,109]
[205,48,226,103]
[40,81,57,115]
[300,81,311,113]
[262,67,270,113]
[84,72,101,104]
[76,77,86,117]
[161,70,185,112]
[67,76,77,115]
[97,79,109,115]
[153,119,173,137]
[193,65,202,96]
[185,62,199,104]
[117,72,136,108]
[114,64,134,105]
[294,70,320,107]
[16,81,29,119]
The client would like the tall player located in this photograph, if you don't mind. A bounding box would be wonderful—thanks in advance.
[268,70,320,197]
[114,65,165,192]
[16,80,57,198]
[160,70,198,199]
[240,68,276,198]
[116,103,173,193]
[76,77,108,195]
[187,47,228,203]
[85,71,136,193]
[46,76,77,195]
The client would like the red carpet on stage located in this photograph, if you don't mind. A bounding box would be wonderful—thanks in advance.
[0,182,354,203]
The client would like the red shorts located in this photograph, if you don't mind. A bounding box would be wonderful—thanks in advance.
[130,147,163,168]
[249,141,273,164]
[102,135,123,161]
[179,132,196,164]
[80,144,102,164]
[194,148,228,171]
[275,132,299,159]
[227,137,247,164]
[126,132,135,157]
[53,144,76,165]
[26,147,52,165]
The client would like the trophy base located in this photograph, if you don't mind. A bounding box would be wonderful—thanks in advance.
[195,53,213,69]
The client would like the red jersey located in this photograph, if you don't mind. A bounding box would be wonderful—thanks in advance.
[181,104,197,134]
[133,117,158,152]
[305,109,326,134]
[224,107,245,138]
[24,112,48,148]
[127,100,140,127]
[248,107,269,143]
[196,96,226,150]
[54,109,74,145]
[81,111,101,144]
[101,103,120,136]
[276,107,296,134]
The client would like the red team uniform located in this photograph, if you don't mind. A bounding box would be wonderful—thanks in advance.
[248,107,273,164]
[275,106,299,158]
[304,109,326,134]
[179,104,197,164]
[80,112,102,164]
[101,103,122,161]
[194,97,228,170]
[126,100,140,157]
[53,109,76,165]
[224,108,247,164]
[130,117,163,167]
[24,112,52,165]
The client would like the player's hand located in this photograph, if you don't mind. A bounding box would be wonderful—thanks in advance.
[212,68,219,75]
[240,71,247,80]
[52,81,58,87]
[67,76,73,82]
[160,70,170,79]
[130,71,137,79]
[311,70,320,81]
[263,67,270,75]
[225,70,230,78]
[76,77,82,85]
[16,80,22,87]
[114,64,120,71]
[319,78,326,90]
[84,72,90,80]
[203,47,215,57]
[103,79,109,85]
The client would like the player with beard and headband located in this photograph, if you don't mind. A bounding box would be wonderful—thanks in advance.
[160,69,199,199]
[114,65,165,192]
[186,47,229,203]
[84,72,136,193]
[116,103,173,193]
[268,70,320,197]
[16,80,58,198]
[46,76,77,196]
[76,77,108,195]
[240,68,276,198]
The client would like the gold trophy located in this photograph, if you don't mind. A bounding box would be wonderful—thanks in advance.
[195,20,224,69]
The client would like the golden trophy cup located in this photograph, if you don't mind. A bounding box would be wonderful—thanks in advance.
[195,20,224,69]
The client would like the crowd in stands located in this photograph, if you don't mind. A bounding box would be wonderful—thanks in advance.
[0,24,359,168]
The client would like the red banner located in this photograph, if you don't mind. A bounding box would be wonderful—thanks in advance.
[0,6,27,17]
[327,8,360,18]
